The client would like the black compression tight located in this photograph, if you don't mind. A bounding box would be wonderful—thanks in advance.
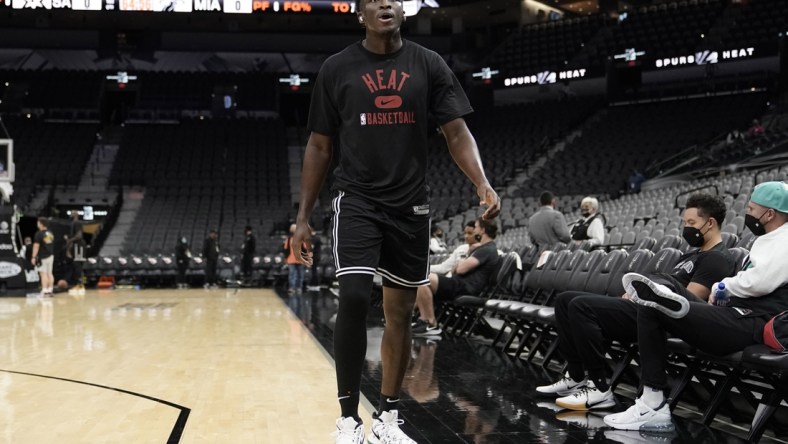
[335,273,374,418]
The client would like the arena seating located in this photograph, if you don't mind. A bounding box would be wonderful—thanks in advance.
[0,70,104,110]
[432,162,788,441]
[489,15,609,74]
[516,93,768,196]
[427,97,603,221]
[2,2,784,440]
[488,0,779,79]
[109,117,291,255]
[135,72,279,111]
[592,0,726,69]
[721,0,788,51]
[489,0,728,75]
[2,116,99,210]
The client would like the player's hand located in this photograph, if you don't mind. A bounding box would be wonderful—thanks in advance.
[292,222,314,266]
[477,183,500,220]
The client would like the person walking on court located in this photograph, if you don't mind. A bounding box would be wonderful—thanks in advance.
[31,217,55,296]
[65,212,87,294]
[175,236,191,289]
[291,0,501,442]
[240,225,255,286]
[203,230,220,288]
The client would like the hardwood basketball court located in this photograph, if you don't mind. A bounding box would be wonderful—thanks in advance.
[0,289,373,443]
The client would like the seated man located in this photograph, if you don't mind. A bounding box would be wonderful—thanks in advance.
[413,218,500,336]
[570,196,606,247]
[604,181,788,432]
[429,225,448,254]
[430,221,478,276]
[536,193,736,411]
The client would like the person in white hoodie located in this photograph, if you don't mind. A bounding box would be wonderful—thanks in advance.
[604,181,788,432]
[429,221,476,276]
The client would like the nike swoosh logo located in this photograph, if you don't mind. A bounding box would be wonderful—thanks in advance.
[585,399,607,408]
[386,398,400,403]
[374,95,403,109]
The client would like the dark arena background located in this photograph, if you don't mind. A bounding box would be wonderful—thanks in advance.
[0,0,787,442]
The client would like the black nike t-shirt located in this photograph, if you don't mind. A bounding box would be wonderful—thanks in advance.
[34,229,54,259]
[457,241,499,295]
[308,40,473,214]
[655,243,736,292]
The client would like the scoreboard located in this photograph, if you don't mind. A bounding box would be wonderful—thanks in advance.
[3,0,358,13]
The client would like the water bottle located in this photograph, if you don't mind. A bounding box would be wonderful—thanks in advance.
[714,282,728,306]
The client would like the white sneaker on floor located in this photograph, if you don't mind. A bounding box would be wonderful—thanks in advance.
[333,417,365,444]
[535,401,564,412]
[555,411,608,429]
[555,380,616,411]
[368,410,417,444]
[604,429,676,444]
[603,398,674,432]
[536,373,587,396]
[411,320,442,337]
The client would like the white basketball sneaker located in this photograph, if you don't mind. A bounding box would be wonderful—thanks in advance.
[333,417,365,444]
[368,410,417,444]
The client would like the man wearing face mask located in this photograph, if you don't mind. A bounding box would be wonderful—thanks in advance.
[570,196,606,247]
[537,193,736,412]
[604,181,788,432]
[429,225,447,254]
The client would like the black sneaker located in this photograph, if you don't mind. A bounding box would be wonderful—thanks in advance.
[622,273,689,319]
[412,319,442,337]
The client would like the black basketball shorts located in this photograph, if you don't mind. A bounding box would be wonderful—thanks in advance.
[332,191,430,289]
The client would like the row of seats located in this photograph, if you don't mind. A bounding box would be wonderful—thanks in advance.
[426,98,603,219]
[452,140,786,256]
[516,94,768,196]
[440,244,785,441]
[1,116,98,211]
[83,249,335,288]
[488,0,777,77]
[110,118,293,254]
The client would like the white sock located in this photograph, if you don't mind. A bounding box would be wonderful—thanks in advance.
[641,386,665,409]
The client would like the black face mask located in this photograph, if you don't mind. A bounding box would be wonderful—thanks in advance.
[745,210,769,236]
[682,226,705,248]
[682,219,711,248]
[436,232,443,238]
[581,210,591,217]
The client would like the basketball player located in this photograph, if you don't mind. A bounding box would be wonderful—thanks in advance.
[291,1,500,442]
[31,217,55,296]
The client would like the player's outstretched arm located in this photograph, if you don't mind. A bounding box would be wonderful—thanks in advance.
[293,132,333,265]
[441,118,501,220]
